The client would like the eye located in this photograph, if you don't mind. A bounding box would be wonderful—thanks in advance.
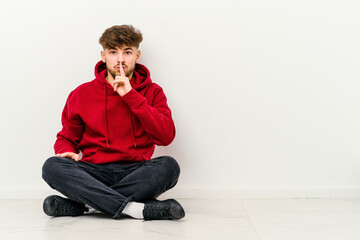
[110,51,116,54]
[125,51,132,55]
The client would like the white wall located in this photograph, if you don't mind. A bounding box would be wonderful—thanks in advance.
[0,0,359,199]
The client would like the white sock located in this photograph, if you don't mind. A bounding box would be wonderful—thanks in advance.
[122,202,145,219]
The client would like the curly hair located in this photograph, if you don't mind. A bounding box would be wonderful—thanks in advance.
[99,25,143,49]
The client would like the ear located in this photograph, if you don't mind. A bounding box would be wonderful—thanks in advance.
[136,50,141,63]
[101,50,105,63]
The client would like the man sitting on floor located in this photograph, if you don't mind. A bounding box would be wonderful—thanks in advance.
[42,24,185,221]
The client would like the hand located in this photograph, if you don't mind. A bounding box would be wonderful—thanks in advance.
[56,152,80,161]
[111,62,132,97]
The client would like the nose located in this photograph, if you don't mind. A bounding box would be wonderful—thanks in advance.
[116,52,124,63]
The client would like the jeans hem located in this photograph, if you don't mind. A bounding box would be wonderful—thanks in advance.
[113,197,131,219]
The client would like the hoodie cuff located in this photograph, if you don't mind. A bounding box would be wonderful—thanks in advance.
[122,88,145,108]
[54,143,78,155]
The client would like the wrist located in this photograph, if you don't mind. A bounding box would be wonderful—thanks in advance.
[121,86,133,97]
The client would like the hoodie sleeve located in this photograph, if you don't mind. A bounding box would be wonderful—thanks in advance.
[54,91,85,154]
[122,87,175,146]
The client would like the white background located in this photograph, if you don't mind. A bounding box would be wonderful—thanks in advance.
[0,0,359,198]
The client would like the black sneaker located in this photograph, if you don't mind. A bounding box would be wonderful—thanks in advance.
[43,195,89,217]
[143,199,185,221]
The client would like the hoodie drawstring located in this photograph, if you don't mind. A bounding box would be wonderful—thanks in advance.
[104,86,110,149]
[104,80,136,149]
[130,112,137,148]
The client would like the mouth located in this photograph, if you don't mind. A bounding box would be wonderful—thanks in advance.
[116,65,126,70]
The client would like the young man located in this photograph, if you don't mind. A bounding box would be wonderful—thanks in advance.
[42,25,185,221]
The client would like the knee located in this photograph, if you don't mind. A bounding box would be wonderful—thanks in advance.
[162,156,180,177]
[42,156,66,182]
[155,156,180,194]
[155,156,180,184]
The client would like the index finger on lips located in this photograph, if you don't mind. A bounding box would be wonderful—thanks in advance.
[119,62,125,77]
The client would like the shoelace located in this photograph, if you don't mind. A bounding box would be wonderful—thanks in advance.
[56,199,87,215]
[145,203,172,219]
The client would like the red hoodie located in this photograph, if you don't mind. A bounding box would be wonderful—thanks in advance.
[54,61,175,164]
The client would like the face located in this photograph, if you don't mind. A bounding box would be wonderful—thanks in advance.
[101,45,141,81]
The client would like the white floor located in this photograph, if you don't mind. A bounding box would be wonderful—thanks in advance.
[1,198,360,240]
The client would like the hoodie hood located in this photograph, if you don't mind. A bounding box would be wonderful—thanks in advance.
[94,61,152,91]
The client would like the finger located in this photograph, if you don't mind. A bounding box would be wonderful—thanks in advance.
[62,152,72,157]
[73,154,79,161]
[119,62,125,77]
[114,82,119,91]
[113,76,121,86]
[113,79,126,85]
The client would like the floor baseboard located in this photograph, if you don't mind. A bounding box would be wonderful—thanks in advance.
[1,187,360,199]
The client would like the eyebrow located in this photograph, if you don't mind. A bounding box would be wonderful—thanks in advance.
[108,47,134,52]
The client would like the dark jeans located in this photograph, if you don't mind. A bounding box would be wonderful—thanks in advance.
[42,155,180,219]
